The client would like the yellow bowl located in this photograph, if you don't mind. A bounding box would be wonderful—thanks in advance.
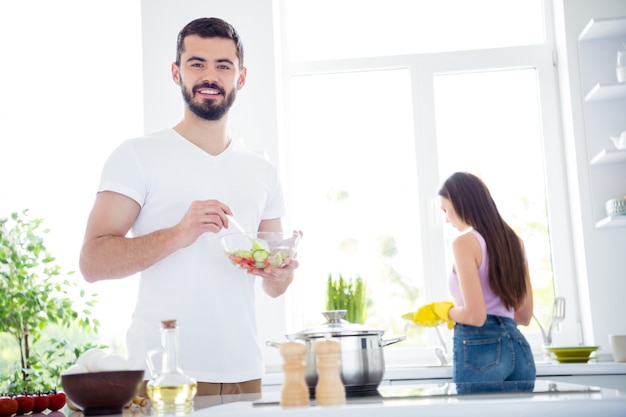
[545,346,599,363]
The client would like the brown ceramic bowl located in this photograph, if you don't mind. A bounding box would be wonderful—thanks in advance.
[61,370,144,415]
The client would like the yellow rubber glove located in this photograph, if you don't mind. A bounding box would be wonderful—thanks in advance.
[402,301,455,329]
[432,301,455,329]
[402,303,441,327]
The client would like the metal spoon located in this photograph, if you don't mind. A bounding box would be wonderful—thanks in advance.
[226,214,247,234]
[226,214,270,250]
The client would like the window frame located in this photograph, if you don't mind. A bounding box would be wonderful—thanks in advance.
[276,0,582,365]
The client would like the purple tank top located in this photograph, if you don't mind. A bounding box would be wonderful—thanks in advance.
[448,229,514,319]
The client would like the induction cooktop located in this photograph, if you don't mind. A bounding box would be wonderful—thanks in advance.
[367,380,599,399]
[252,380,602,407]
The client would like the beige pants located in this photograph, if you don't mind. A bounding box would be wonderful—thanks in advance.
[140,379,262,397]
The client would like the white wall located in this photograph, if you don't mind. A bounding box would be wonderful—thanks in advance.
[140,0,286,368]
[553,0,626,350]
[0,0,145,352]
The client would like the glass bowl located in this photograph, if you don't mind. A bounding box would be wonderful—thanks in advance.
[221,231,301,271]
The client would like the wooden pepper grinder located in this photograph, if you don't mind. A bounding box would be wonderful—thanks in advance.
[314,338,346,406]
[279,341,309,408]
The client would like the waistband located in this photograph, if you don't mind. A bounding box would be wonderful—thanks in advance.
[484,314,517,326]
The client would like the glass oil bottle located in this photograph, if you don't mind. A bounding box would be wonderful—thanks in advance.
[146,319,197,415]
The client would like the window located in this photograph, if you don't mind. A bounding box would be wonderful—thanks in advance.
[280,0,572,363]
[285,69,423,337]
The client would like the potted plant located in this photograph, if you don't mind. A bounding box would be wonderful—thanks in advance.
[326,274,367,324]
[0,210,100,392]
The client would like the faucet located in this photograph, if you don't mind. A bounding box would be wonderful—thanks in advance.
[533,297,566,346]
[433,326,450,366]
[434,346,448,366]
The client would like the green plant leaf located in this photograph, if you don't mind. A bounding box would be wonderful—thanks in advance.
[0,210,101,392]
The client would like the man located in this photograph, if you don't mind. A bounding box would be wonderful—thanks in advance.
[79,17,298,395]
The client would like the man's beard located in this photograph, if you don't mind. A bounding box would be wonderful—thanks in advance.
[181,80,237,121]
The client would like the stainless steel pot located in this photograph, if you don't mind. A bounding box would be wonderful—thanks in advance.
[270,310,405,394]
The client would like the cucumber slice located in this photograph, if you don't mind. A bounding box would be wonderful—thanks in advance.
[252,249,269,263]
[273,252,284,265]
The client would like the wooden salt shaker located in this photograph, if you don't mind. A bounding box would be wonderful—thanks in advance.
[314,338,346,406]
[279,341,309,408]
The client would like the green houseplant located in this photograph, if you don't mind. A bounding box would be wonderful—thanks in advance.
[326,274,367,324]
[0,210,100,392]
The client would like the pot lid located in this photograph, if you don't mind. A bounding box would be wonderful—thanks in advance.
[289,310,385,339]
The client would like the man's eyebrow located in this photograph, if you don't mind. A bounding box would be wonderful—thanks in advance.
[186,56,206,63]
[216,58,235,66]
[185,56,235,66]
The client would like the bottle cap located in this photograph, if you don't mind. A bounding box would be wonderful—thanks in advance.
[161,319,177,329]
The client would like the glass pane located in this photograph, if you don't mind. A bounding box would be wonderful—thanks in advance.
[433,69,555,342]
[286,69,424,342]
[285,0,544,61]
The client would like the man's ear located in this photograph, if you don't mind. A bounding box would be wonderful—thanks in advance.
[171,62,181,86]
[237,67,247,90]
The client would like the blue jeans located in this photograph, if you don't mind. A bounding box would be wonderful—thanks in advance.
[452,315,536,394]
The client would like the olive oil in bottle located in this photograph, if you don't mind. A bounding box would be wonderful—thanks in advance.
[146,383,197,407]
[146,320,197,415]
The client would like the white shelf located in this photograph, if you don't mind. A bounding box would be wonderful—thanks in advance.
[596,215,626,229]
[580,17,626,230]
[590,148,626,165]
[584,82,626,101]
[579,17,626,41]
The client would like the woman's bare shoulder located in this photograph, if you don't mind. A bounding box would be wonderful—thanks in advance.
[452,230,482,264]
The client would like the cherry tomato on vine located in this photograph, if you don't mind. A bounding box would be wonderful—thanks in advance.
[14,394,34,415]
[31,394,49,414]
[47,391,66,412]
[0,396,19,417]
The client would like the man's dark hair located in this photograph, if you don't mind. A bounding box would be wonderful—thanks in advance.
[175,17,244,68]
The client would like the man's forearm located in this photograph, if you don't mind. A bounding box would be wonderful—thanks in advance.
[79,228,181,282]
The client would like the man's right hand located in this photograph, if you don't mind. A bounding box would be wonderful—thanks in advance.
[174,199,233,248]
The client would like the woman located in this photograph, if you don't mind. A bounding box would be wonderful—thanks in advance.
[423,172,535,393]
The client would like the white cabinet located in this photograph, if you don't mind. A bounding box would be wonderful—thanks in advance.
[578,17,626,229]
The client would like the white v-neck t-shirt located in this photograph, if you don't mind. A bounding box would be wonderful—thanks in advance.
[97,128,286,382]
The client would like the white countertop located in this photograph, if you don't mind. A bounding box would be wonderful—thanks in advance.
[190,380,626,417]
[262,361,626,386]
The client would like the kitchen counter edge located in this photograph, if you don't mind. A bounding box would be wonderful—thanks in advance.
[262,361,626,386]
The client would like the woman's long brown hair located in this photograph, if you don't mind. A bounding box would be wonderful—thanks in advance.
[438,172,528,310]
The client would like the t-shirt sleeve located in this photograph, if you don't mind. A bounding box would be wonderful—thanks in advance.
[98,140,146,207]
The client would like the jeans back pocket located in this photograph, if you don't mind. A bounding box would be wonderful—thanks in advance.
[463,338,501,371]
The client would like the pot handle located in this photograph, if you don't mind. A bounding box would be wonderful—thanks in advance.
[380,335,407,347]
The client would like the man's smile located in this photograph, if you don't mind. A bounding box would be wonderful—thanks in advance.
[197,88,220,96]
[194,83,224,98]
